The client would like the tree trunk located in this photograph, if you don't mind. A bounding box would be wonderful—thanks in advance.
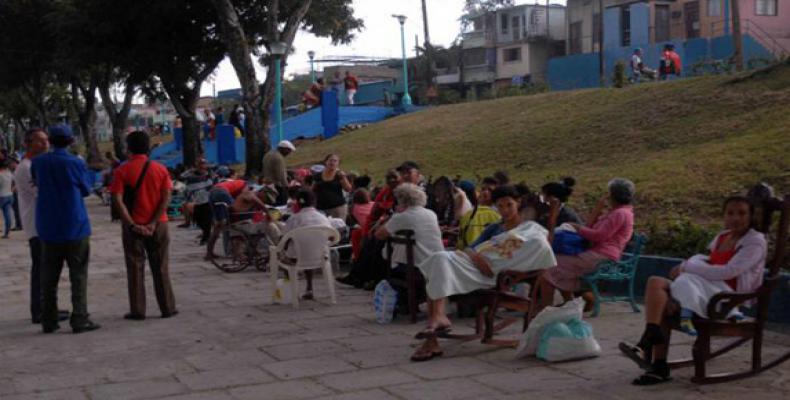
[180,114,200,167]
[731,0,744,71]
[163,84,202,168]
[98,79,135,160]
[72,78,102,166]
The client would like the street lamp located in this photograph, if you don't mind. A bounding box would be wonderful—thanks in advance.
[308,50,316,83]
[392,14,412,106]
[270,41,287,145]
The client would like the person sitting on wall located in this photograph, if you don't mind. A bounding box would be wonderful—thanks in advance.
[630,48,657,82]
[302,78,325,108]
[619,195,766,385]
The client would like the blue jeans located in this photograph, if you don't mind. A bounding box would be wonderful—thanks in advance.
[0,195,13,236]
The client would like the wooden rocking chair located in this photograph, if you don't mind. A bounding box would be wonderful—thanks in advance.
[668,194,790,384]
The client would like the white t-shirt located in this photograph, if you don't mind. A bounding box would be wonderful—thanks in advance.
[12,159,36,239]
[283,207,332,258]
[631,54,642,72]
[0,169,13,197]
[385,206,444,268]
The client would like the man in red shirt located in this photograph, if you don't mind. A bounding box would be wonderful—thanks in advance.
[343,70,359,105]
[205,177,268,259]
[111,131,177,320]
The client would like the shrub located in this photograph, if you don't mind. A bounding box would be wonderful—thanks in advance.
[643,216,719,258]
[613,60,627,88]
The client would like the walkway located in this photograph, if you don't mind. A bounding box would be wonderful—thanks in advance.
[1,198,788,399]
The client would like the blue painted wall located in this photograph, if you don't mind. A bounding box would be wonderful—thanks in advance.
[630,3,650,48]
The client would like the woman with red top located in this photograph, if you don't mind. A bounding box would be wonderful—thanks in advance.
[620,196,767,385]
[537,178,636,311]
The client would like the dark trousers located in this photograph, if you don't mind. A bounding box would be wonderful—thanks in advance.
[29,237,42,322]
[41,237,90,329]
[193,203,212,242]
[122,223,176,316]
[274,185,288,206]
[12,192,21,228]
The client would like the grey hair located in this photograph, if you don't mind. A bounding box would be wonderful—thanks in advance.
[608,178,636,205]
[394,183,427,208]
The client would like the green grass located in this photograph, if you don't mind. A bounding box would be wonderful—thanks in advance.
[290,63,790,228]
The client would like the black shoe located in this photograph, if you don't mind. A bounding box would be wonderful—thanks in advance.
[161,310,179,318]
[124,313,146,321]
[362,280,378,291]
[42,324,60,334]
[72,320,101,334]
[58,310,70,321]
[336,275,359,286]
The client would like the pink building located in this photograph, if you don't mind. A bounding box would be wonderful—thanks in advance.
[735,0,790,56]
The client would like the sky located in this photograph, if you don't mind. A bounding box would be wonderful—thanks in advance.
[201,0,566,96]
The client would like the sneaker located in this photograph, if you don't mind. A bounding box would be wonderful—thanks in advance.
[72,320,101,334]
[42,324,60,334]
[678,318,698,337]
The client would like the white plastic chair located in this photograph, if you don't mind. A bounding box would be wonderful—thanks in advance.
[269,225,340,308]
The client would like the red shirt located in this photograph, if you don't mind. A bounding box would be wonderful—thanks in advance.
[709,233,738,290]
[215,179,247,197]
[344,75,359,90]
[110,155,173,224]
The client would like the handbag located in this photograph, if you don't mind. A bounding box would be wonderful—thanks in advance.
[122,160,151,214]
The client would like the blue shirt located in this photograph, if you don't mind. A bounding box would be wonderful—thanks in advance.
[469,222,505,248]
[31,148,92,243]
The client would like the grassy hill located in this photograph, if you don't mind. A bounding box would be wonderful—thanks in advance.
[289,62,790,252]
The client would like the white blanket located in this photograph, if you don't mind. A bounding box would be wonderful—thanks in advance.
[670,273,732,318]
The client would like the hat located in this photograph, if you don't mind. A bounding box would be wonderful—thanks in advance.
[48,124,73,139]
[216,165,231,178]
[457,180,475,193]
[277,140,296,151]
[396,161,419,172]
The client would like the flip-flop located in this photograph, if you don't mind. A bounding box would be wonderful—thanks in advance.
[619,342,652,370]
[632,372,672,386]
[414,326,451,339]
[410,348,444,362]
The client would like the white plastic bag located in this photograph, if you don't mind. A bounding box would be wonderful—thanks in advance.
[273,278,292,304]
[515,298,601,361]
[373,280,398,324]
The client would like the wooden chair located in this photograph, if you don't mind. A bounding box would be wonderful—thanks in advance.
[385,230,423,323]
[669,194,790,384]
[581,234,648,317]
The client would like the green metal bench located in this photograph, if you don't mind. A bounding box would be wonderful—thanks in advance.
[581,234,647,317]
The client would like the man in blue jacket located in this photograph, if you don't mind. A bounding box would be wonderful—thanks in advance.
[32,124,100,334]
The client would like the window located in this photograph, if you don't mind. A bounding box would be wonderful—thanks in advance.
[707,0,722,16]
[621,6,631,47]
[654,5,670,42]
[472,17,483,31]
[755,0,778,16]
[503,47,521,62]
[463,48,487,66]
[512,16,521,40]
[501,13,509,34]
[569,21,583,54]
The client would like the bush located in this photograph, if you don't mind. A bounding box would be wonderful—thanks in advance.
[613,61,627,88]
[643,216,719,258]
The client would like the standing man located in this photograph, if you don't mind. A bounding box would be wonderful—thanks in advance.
[14,128,71,324]
[343,70,359,105]
[32,125,99,334]
[111,131,177,320]
[262,140,296,206]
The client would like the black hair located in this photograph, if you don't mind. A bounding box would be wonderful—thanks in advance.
[493,170,510,185]
[541,177,576,203]
[0,160,8,169]
[317,78,324,84]
[126,131,150,155]
[481,176,499,187]
[49,135,73,149]
[352,188,371,204]
[24,128,46,145]
[492,185,522,203]
[353,175,371,189]
[294,188,316,208]
[723,195,755,227]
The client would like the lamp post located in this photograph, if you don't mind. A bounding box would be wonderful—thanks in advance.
[270,41,287,145]
[308,50,316,83]
[392,14,412,106]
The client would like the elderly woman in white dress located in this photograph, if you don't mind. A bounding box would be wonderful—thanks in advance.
[410,185,558,361]
[620,196,766,385]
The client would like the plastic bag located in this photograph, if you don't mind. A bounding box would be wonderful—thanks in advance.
[515,298,601,361]
[373,280,398,324]
[273,278,292,304]
[552,230,588,256]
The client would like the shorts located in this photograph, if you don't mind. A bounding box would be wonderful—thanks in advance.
[209,188,234,222]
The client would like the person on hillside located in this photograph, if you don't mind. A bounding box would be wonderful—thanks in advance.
[15,128,70,324]
[32,124,100,334]
[330,70,343,100]
[536,178,636,311]
[410,185,558,361]
[659,44,682,80]
[539,177,584,227]
[313,154,352,220]
[344,70,359,105]
[111,131,178,320]
[0,159,14,238]
[262,140,296,206]
[457,177,502,250]
[620,195,765,385]
[303,78,324,108]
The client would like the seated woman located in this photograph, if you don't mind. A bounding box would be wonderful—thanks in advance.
[349,189,375,261]
[620,196,766,385]
[280,189,333,300]
[430,176,472,227]
[456,177,501,250]
[536,178,635,310]
[538,177,584,227]
[374,183,445,279]
[410,185,558,361]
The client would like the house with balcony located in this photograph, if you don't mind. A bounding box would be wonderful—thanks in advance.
[551,0,789,90]
[436,3,567,96]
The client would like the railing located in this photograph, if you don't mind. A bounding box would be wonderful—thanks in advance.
[711,19,789,58]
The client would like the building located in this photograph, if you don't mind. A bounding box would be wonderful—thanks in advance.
[437,3,567,95]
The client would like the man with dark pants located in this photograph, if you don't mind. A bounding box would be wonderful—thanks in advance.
[262,140,295,206]
[32,125,99,334]
[111,131,177,320]
[14,128,70,324]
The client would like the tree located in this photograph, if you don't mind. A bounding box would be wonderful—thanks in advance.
[457,0,514,98]
[211,0,363,176]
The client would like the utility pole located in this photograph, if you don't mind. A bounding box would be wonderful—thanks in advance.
[731,0,744,71]
[598,0,605,86]
[421,0,434,89]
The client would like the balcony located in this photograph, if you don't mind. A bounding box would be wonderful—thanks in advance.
[462,30,495,49]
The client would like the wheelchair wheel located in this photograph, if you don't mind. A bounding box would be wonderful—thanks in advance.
[210,227,250,273]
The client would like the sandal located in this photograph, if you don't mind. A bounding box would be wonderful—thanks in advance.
[632,372,672,386]
[410,346,444,362]
[619,342,652,370]
[414,326,451,339]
